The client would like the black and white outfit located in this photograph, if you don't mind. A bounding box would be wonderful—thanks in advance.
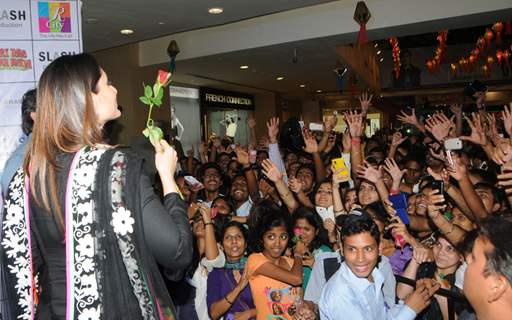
[1,146,193,319]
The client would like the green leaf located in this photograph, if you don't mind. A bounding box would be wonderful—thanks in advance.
[139,96,150,105]
[153,83,161,97]
[148,126,163,145]
[156,87,164,102]
[144,85,153,99]
[152,97,162,106]
[142,127,150,137]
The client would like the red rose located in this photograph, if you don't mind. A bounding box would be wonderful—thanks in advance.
[157,70,171,86]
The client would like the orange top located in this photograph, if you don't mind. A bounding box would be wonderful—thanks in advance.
[246,253,301,320]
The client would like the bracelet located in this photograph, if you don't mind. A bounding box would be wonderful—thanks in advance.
[224,296,233,305]
[204,222,214,227]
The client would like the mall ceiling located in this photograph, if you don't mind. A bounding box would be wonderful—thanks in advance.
[82,0,337,52]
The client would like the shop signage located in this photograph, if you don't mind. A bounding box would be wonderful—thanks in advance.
[200,87,254,110]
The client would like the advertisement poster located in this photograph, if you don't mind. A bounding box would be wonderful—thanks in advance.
[0,0,82,182]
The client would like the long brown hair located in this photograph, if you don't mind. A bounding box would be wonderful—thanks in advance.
[24,53,104,227]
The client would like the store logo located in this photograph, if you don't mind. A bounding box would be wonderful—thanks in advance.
[0,10,27,21]
[38,2,71,33]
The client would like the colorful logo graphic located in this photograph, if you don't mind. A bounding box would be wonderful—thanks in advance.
[38,2,71,33]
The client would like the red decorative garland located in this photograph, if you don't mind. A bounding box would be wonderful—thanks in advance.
[389,37,401,79]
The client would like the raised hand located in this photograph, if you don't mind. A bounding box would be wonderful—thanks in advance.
[235,146,250,167]
[428,145,446,162]
[424,113,455,142]
[449,103,462,115]
[387,216,416,246]
[397,108,420,127]
[460,113,487,146]
[502,103,512,138]
[405,279,439,314]
[154,139,178,178]
[356,161,382,184]
[342,129,351,152]
[383,158,405,187]
[427,167,450,189]
[391,131,407,147]
[426,189,446,219]
[447,153,467,181]
[490,141,512,165]
[289,177,304,194]
[359,91,373,114]
[344,111,364,138]
[267,117,280,143]
[247,117,256,129]
[302,129,319,154]
[261,159,283,182]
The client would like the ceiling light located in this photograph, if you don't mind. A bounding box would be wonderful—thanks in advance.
[158,22,165,25]
[299,84,306,88]
[120,29,134,35]
[208,7,223,14]
[374,43,379,47]
[240,65,249,69]
[379,57,384,62]
[276,76,284,81]
[377,50,382,55]
[316,90,322,93]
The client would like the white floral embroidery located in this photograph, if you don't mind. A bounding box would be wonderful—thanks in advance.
[1,169,33,319]
[111,207,135,236]
[69,147,106,318]
[78,307,100,320]
[110,151,156,319]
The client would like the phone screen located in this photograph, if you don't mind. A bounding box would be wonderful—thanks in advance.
[388,193,410,225]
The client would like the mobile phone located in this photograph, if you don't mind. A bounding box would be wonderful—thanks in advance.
[331,157,350,182]
[184,175,204,189]
[432,180,444,195]
[388,193,410,225]
[444,138,462,150]
[317,206,335,222]
[309,122,324,131]
[446,150,454,166]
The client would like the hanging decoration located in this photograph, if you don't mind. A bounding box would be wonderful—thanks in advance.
[389,37,401,79]
[506,21,512,36]
[353,1,371,45]
[485,28,494,47]
[497,49,504,65]
[504,50,511,66]
[425,30,448,73]
[492,22,504,45]
[167,40,180,73]
[333,60,349,93]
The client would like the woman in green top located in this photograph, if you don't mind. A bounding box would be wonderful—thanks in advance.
[292,207,332,289]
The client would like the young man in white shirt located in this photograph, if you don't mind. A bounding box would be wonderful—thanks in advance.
[319,212,439,320]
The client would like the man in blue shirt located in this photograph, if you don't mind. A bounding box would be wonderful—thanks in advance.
[319,212,439,320]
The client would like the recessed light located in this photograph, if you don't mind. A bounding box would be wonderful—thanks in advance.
[377,50,382,55]
[379,57,384,62]
[299,84,306,88]
[316,90,322,93]
[120,29,134,35]
[240,65,249,69]
[374,43,379,47]
[276,76,284,81]
[158,22,165,25]
[208,7,223,14]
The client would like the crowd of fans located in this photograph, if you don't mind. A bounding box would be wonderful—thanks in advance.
[2,82,512,320]
[162,90,512,320]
